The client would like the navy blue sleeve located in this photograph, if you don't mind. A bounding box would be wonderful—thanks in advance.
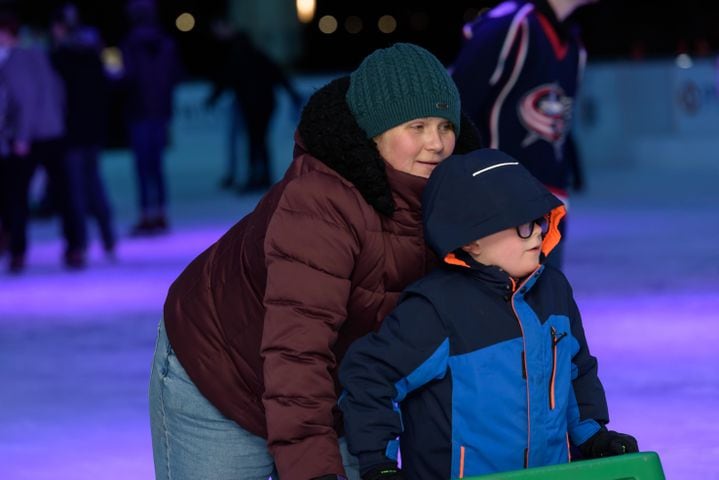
[451,16,514,125]
[338,294,449,474]
[567,291,609,444]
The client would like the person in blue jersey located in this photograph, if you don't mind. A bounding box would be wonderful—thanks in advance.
[451,0,596,268]
[338,149,637,479]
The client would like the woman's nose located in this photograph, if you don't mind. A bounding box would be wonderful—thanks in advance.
[425,129,444,151]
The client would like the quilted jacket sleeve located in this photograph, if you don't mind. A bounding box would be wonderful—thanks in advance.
[261,174,364,480]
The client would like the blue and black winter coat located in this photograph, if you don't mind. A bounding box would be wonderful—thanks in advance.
[339,150,609,479]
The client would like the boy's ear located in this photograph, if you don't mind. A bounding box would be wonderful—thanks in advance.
[461,241,481,256]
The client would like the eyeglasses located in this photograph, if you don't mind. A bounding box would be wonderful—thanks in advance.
[516,216,549,239]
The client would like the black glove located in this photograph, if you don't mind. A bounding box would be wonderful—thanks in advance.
[362,463,404,480]
[579,427,639,458]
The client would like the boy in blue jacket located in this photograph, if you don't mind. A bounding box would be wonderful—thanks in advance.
[338,149,638,479]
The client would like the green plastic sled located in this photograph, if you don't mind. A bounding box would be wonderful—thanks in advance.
[462,452,665,480]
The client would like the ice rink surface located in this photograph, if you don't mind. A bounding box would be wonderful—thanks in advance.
[1,79,717,479]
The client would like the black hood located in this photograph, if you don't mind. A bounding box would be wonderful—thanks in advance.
[423,149,564,259]
[297,76,482,217]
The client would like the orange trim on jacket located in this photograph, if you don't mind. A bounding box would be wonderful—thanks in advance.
[444,252,471,268]
[541,205,566,258]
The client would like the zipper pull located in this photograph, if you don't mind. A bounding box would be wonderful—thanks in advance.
[551,326,567,345]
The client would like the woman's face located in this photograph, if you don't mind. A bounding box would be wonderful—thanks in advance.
[374,117,456,178]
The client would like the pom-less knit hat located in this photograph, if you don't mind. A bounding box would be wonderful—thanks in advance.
[346,43,461,139]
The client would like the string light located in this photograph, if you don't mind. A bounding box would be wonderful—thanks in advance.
[378,15,397,34]
[175,13,195,32]
[318,15,338,34]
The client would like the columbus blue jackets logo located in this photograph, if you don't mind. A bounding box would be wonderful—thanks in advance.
[518,83,572,147]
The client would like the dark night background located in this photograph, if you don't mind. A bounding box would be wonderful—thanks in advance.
[4,0,719,77]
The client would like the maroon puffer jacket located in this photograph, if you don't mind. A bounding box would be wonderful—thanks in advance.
[164,77,481,479]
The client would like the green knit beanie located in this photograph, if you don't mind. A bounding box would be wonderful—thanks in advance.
[346,43,461,139]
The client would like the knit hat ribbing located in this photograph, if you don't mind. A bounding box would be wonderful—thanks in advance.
[346,43,461,139]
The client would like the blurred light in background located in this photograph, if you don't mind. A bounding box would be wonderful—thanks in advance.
[296,0,316,24]
[318,15,337,34]
[675,53,693,69]
[345,15,363,34]
[101,46,123,76]
[377,15,397,34]
[175,12,195,33]
[10,0,719,75]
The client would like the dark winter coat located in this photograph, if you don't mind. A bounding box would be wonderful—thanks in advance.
[51,38,108,146]
[163,76,481,480]
[0,47,65,143]
[120,25,180,121]
[207,32,301,116]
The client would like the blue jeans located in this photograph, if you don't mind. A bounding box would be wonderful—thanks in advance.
[129,119,167,217]
[149,320,360,480]
[64,146,115,251]
[225,99,246,183]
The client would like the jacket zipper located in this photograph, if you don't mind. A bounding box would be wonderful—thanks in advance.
[509,266,541,469]
[549,326,567,410]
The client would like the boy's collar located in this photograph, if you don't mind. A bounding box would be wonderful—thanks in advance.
[444,249,545,295]
[445,250,518,293]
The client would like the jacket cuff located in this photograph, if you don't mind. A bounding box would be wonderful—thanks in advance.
[271,434,346,480]
[358,451,397,476]
[570,418,602,446]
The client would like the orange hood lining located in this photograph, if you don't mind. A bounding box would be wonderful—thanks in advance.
[444,252,471,268]
[541,205,566,258]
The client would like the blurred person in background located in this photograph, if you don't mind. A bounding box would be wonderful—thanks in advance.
[0,10,77,273]
[0,28,9,258]
[50,3,116,260]
[151,43,481,480]
[205,24,303,193]
[451,0,595,268]
[204,19,245,191]
[120,0,181,236]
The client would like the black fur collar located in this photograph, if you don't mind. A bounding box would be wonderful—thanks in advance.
[297,76,482,217]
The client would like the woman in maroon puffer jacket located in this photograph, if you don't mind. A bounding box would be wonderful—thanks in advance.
[150,43,481,480]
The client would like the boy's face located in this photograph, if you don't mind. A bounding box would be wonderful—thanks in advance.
[374,117,456,178]
[461,222,543,278]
